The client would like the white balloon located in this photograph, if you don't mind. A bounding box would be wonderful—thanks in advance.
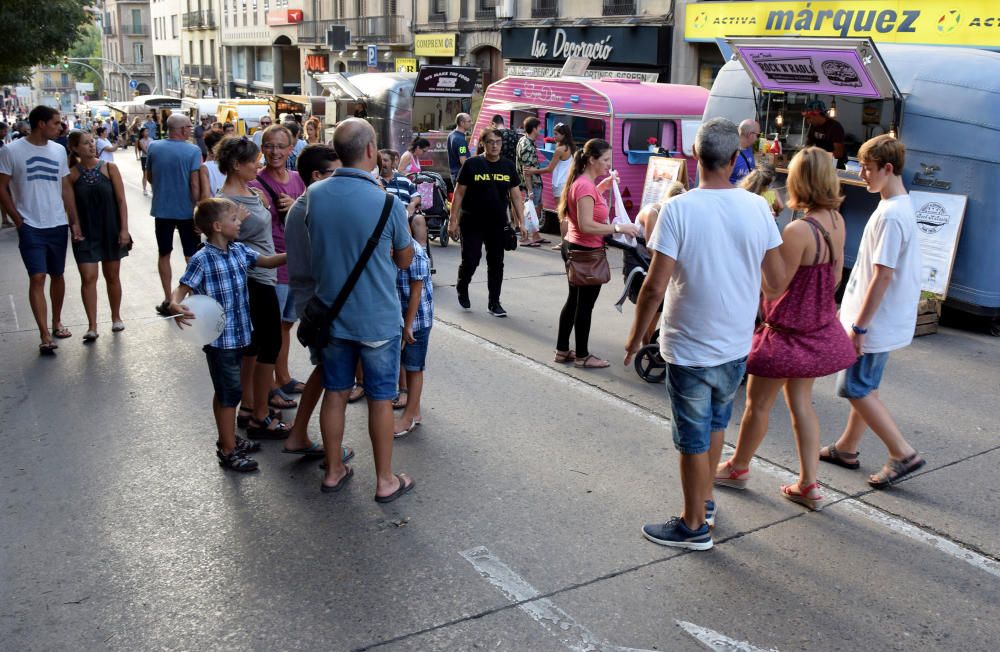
[172,295,227,346]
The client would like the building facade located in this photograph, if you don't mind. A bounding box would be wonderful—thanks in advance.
[219,0,282,98]
[31,66,79,114]
[101,0,156,100]
[151,0,183,96]
[181,0,223,98]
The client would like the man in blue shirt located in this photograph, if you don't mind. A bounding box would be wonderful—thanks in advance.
[447,112,471,185]
[306,118,416,502]
[729,119,760,185]
[146,113,202,315]
[143,113,159,140]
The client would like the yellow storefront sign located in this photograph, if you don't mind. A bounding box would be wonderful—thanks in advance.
[685,1,1000,49]
[415,33,457,57]
[396,58,417,73]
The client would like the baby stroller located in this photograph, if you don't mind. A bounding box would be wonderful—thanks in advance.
[410,170,452,247]
[608,237,667,384]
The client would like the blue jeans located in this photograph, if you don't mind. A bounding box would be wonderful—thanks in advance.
[666,357,747,455]
[274,283,299,323]
[836,351,889,399]
[204,345,245,407]
[320,336,401,401]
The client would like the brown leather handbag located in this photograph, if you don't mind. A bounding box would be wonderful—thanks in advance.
[566,247,611,286]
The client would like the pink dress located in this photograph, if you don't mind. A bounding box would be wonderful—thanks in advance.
[747,217,857,379]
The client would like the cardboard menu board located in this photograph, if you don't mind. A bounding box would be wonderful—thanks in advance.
[640,157,688,208]
[909,191,967,300]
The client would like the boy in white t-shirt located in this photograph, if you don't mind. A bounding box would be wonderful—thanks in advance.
[625,118,784,551]
[820,135,925,489]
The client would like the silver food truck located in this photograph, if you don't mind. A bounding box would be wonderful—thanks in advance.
[314,67,479,180]
[704,37,1000,328]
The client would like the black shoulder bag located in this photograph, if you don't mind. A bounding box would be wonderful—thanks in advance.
[255,174,288,224]
[297,194,395,349]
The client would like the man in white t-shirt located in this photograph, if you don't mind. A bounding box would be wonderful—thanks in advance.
[820,135,925,489]
[0,105,83,354]
[625,118,783,551]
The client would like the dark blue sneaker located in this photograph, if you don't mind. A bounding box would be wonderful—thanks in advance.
[642,517,713,550]
[705,500,717,528]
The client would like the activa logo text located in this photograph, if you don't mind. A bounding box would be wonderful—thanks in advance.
[708,16,757,26]
[766,7,920,37]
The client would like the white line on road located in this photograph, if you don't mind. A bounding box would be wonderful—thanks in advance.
[676,621,779,652]
[461,546,654,652]
[437,321,1000,581]
[8,294,18,330]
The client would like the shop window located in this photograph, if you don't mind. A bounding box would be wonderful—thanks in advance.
[543,113,605,152]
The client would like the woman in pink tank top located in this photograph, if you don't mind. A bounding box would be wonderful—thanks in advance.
[715,148,857,511]
[398,137,429,176]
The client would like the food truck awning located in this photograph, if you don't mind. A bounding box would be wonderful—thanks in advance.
[413,66,479,98]
[724,37,900,100]
[313,74,366,102]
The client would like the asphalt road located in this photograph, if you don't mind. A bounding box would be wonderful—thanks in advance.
[2,151,999,651]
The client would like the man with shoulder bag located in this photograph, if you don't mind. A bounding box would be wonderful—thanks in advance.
[303,118,417,503]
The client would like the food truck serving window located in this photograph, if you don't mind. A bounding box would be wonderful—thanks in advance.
[625,120,677,152]
[544,114,605,149]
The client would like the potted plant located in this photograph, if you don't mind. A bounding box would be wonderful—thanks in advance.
[647,136,658,153]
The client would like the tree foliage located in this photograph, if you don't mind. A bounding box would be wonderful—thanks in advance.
[0,0,97,84]
[67,24,104,92]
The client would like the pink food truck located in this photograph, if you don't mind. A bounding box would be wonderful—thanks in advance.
[471,76,709,232]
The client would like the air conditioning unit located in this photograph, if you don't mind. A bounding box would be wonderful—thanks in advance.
[495,0,515,19]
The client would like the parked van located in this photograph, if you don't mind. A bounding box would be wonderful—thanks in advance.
[215,99,272,135]
[471,76,709,231]
[704,40,1000,319]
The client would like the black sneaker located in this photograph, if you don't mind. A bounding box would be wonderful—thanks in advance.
[457,286,471,310]
[488,302,507,318]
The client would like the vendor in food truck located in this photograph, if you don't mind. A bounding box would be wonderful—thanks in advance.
[802,100,847,169]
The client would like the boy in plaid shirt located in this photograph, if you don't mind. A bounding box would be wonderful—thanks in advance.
[393,239,433,438]
[169,198,287,472]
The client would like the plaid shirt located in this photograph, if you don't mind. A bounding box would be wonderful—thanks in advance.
[396,241,433,332]
[179,242,259,349]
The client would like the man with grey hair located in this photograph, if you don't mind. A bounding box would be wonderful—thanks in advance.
[147,113,202,315]
[625,117,784,551]
[729,119,760,185]
[447,112,471,183]
[306,118,416,501]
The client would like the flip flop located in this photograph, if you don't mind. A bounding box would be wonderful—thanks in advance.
[268,388,298,409]
[83,330,99,343]
[52,327,72,339]
[282,442,325,457]
[279,379,306,394]
[111,321,126,332]
[524,241,541,247]
[374,474,415,503]
[320,465,353,493]
[392,388,408,410]
[393,418,421,439]
[319,446,356,469]
[39,342,58,356]
[537,238,552,244]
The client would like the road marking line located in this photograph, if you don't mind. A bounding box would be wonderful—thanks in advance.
[438,321,1000,581]
[676,621,779,652]
[461,546,654,652]
[8,294,18,330]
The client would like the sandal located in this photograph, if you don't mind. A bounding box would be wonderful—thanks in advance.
[347,384,366,403]
[553,349,576,363]
[217,436,261,455]
[268,388,298,410]
[83,330,99,343]
[868,453,926,489]
[52,327,72,339]
[111,321,126,332]
[392,388,408,410]
[279,379,306,395]
[320,465,353,493]
[319,446,356,469]
[237,405,280,429]
[574,354,610,369]
[246,414,291,440]
[393,418,421,439]
[374,473,415,503]
[218,449,259,472]
[714,460,750,489]
[819,443,860,470]
[781,482,824,511]
[39,342,58,356]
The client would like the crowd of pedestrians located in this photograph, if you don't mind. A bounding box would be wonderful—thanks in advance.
[0,105,927,519]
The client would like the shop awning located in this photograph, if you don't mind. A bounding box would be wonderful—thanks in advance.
[725,37,900,100]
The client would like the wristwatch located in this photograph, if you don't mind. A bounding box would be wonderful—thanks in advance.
[851,323,868,335]
[613,224,621,234]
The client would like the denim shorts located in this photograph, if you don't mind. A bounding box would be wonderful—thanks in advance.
[321,335,401,401]
[401,326,431,372]
[154,218,200,257]
[274,283,299,323]
[204,345,245,407]
[666,357,747,455]
[836,351,889,399]
[18,224,68,276]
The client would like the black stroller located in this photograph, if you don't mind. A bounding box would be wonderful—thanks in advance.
[608,237,667,384]
[410,170,452,247]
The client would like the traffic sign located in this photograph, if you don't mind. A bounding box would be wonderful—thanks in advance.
[367,45,378,68]
[129,79,138,90]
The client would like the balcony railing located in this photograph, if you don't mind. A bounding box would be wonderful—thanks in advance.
[121,24,149,36]
[602,0,636,16]
[475,0,497,20]
[183,64,217,79]
[183,10,216,29]
[531,0,558,18]
[103,23,115,36]
[297,15,409,45]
